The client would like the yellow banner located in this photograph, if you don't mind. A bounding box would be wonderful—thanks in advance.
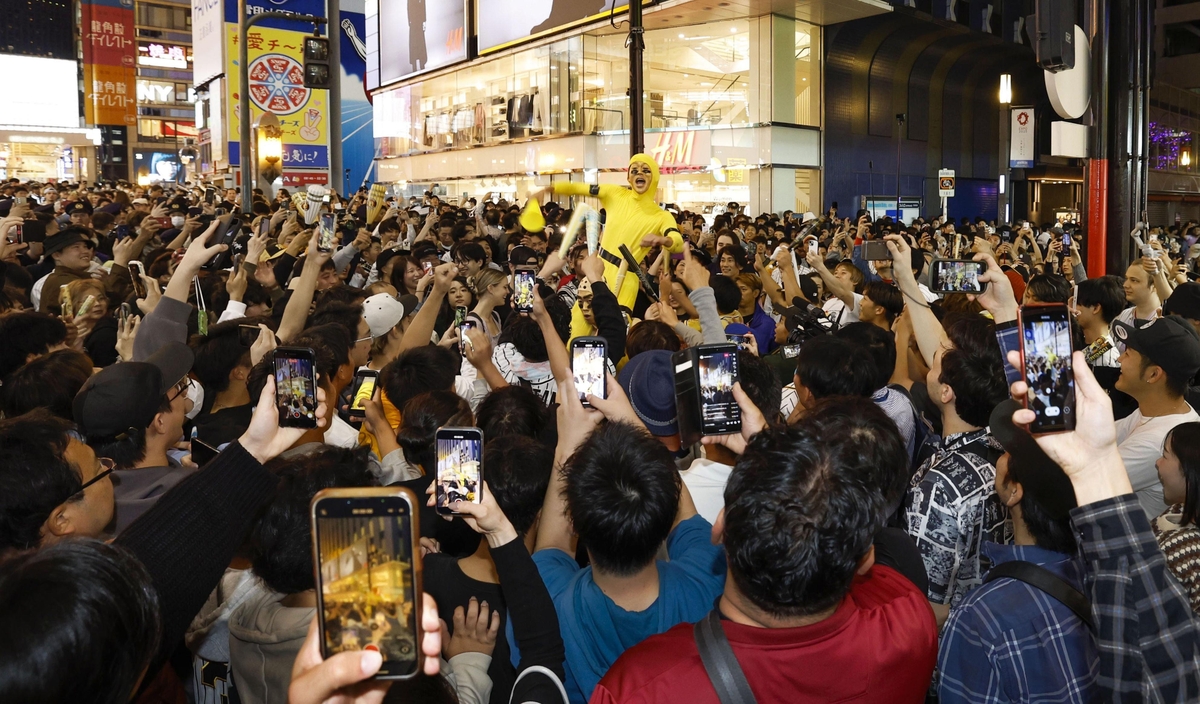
[84,63,137,127]
[226,23,329,168]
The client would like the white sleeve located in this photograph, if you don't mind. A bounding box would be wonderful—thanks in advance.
[217,300,247,323]
[443,653,493,704]
[368,448,423,484]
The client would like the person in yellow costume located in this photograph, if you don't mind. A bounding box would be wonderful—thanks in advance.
[532,154,684,337]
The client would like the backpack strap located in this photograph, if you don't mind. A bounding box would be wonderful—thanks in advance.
[984,560,1094,629]
[693,610,758,704]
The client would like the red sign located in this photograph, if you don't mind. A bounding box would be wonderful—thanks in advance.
[282,171,331,187]
[248,54,309,115]
[82,0,136,127]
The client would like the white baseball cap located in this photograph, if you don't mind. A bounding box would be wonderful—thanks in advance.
[362,293,416,337]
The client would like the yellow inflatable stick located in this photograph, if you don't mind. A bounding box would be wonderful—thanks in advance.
[552,154,683,337]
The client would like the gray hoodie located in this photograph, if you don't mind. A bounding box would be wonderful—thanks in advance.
[227,578,315,704]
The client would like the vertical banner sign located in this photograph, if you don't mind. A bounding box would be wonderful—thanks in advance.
[81,0,137,127]
[338,4,375,189]
[1010,107,1036,169]
[191,0,224,86]
[226,25,330,169]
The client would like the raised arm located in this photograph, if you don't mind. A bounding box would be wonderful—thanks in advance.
[535,378,601,555]
[400,262,458,354]
[806,248,855,308]
[275,236,331,343]
[885,234,948,367]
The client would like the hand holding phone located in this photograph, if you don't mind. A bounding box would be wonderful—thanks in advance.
[513,268,536,313]
[317,213,336,253]
[348,370,379,419]
[310,487,422,679]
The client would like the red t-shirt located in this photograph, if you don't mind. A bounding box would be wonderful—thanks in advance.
[590,565,937,704]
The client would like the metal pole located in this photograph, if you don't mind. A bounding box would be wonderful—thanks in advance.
[628,0,645,158]
[999,104,1007,223]
[238,7,327,215]
[895,114,904,213]
[328,0,342,194]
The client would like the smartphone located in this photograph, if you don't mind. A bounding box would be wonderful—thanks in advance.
[14,195,26,206]
[697,343,741,435]
[158,217,172,230]
[191,438,220,467]
[204,214,242,270]
[259,217,270,237]
[435,427,484,516]
[1018,304,1076,434]
[744,240,758,260]
[807,239,818,257]
[8,223,21,244]
[311,487,421,679]
[317,213,336,253]
[1062,231,1072,248]
[204,187,216,205]
[114,224,131,239]
[571,337,607,407]
[453,305,467,331]
[348,369,379,419]
[272,347,319,428]
[861,240,890,260]
[1069,283,1079,316]
[129,260,147,299]
[459,319,477,355]
[725,333,753,351]
[422,260,434,276]
[513,268,535,313]
[930,259,987,294]
[238,324,261,346]
[188,207,203,217]
[118,302,131,327]
[782,343,802,359]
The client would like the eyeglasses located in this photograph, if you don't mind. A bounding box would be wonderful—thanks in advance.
[355,333,374,344]
[167,377,189,403]
[77,457,115,494]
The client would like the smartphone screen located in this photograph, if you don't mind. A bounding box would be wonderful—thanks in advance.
[1020,305,1076,434]
[435,427,483,515]
[422,260,434,276]
[1063,232,1072,247]
[8,223,22,244]
[273,347,318,428]
[571,337,607,407]
[191,439,220,467]
[114,224,131,239]
[318,213,336,252]
[931,259,985,294]
[205,188,216,205]
[453,306,467,331]
[312,488,420,679]
[697,345,741,435]
[129,261,147,298]
[349,370,379,418]
[459,319,477,354]
[725,334,752,351]
[513,269,535,313]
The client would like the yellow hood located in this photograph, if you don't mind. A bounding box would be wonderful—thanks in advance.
[629,153,660,200]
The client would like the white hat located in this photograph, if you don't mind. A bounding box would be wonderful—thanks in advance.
[802,211,817,223]
[132,198,149,205]
[362,293,410,338]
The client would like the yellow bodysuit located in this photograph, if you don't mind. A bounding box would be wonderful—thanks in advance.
[554,154,683,336]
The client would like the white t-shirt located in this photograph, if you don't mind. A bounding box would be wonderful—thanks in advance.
[1116,405,1200,519]
[680,457,734,525]
[324,414,360,449]
[822,293,862,326]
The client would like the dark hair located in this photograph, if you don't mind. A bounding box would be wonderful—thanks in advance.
[380,346,459,410]
[189,318,261,397]
[251,446,378,594]
[290,324,353,385]
[476,386,551,443]
[710,275,742,315]
[395,391,473,470]
[1025,274,1070,304]
[308,300,365,340]
[737,351,782,426]
[723,397,902,618]
[1002,453,1077,554]
[1167,423,1200,526]
[1,349,94,420]
[796,335,878,399]
[939,342,1008,428]
[626,320,682,358]
[315,286,367,310]
[0,312,68,379]
[835,322,896,392]
[0,410,81,551]
[456,242,486,263]
[1076,276,1127,324]
[500,314,549,362]
[565,422,679,575]
[717,245,749,273]
[484,436,553,537]
[1139,351,1190,398]
[0,540,161,703]
[862,281,903,326]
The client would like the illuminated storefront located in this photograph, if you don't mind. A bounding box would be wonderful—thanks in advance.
[369,13,828,214]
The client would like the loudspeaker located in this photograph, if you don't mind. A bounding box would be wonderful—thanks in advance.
[1029,0,1075,72]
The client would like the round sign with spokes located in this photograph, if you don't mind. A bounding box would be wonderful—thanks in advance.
[248,54,309,115]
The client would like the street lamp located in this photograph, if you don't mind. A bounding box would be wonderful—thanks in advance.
[1183,150,1192,168]
[999,74,1012,223]
[254,112,283,200]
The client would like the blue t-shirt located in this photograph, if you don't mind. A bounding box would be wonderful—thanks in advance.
[532,514,726,704]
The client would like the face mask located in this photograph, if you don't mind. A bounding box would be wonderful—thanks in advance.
[171,216,185,228]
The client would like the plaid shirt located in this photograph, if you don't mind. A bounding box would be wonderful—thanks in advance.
[938,542,1098,703]
[906,430,1011,605]
[1072,494,1200,701]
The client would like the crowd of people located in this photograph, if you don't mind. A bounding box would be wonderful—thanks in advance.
[2,161,1200,704]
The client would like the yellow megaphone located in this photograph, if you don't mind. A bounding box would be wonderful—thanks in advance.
[519,198,546,233]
